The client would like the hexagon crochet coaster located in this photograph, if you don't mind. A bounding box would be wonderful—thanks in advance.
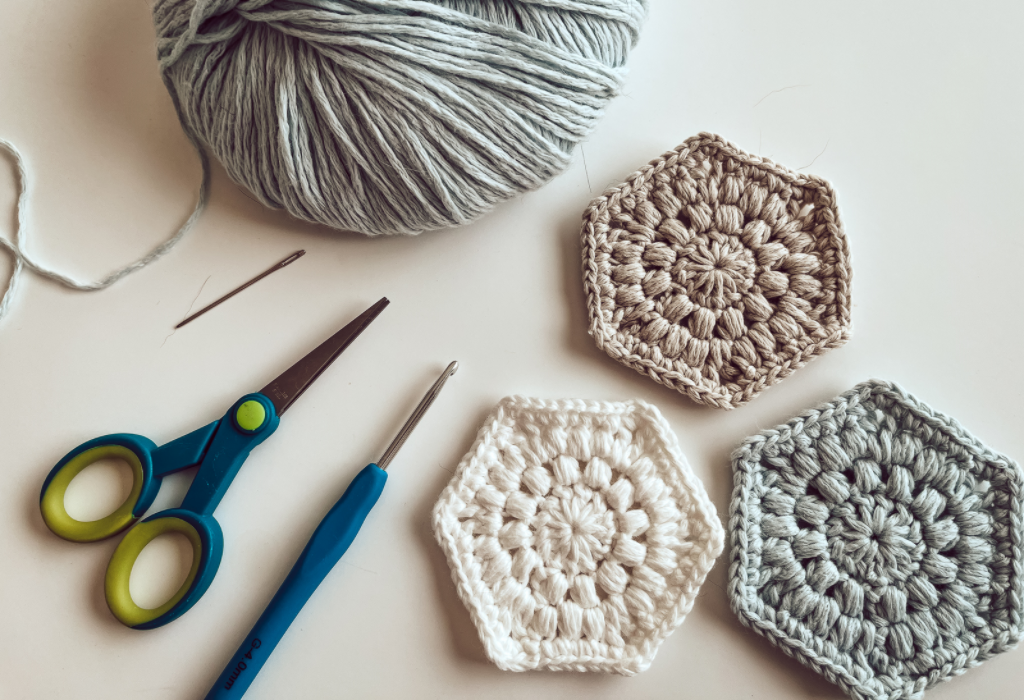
[729,380,1024,700]
[433,396,723,675]
[582,132,853,410]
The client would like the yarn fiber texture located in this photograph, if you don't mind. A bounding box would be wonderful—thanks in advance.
[154,0,648,236]
[582,133,853,410]
[0,139,207,324]
[433,396,723,675]
[729,380,1024,700]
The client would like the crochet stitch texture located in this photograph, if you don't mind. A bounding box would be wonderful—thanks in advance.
[582,133,852,409]
[433,396,723,674]
[729,380,1024,700]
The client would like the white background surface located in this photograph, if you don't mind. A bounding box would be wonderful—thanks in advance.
[2,1,1023,698]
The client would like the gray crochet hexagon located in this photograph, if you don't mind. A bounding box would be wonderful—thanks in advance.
[729,380,1024,700]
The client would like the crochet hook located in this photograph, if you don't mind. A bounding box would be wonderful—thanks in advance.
[175,250,305,329]
[205,361,459,699]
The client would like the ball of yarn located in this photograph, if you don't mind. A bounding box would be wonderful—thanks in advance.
[153,0,647,235]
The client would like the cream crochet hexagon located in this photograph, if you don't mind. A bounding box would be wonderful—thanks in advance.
[432,396,724,674]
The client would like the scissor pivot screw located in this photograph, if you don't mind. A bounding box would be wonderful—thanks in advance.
[234,400,267,432]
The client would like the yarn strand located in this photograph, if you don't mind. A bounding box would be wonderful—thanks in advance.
[0,138,209,324]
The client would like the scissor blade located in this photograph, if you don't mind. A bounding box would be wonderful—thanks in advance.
[261,297,389,415]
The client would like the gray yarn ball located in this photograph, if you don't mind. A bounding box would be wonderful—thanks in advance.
[153,0,647,235]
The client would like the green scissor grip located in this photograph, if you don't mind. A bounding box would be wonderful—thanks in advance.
[40,444,146,543]
[105,515,204,628]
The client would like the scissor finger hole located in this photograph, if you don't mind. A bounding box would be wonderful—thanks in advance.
[106,516,204,628]
[41,444,146,543]
[64,456,135,522]
[129,532,195,610]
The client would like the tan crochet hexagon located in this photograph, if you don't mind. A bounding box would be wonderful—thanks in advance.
[432,396,723,675]
[582,132,853,409]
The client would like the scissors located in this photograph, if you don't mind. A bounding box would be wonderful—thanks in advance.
[38,298,389,630]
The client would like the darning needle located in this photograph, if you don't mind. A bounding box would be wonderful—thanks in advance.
[175,250,306,329]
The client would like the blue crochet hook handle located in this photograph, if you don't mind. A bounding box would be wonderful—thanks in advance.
[205,361,458,699]
[206,464,387,699]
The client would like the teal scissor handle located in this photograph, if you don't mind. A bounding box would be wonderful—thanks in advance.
[39,393,280,629]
